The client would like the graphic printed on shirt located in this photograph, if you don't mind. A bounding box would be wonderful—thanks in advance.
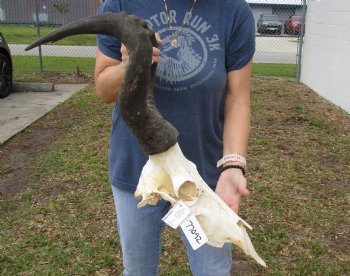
[145,10,222,92]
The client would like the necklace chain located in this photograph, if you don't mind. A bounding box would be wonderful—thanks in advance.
[162,0,197,48]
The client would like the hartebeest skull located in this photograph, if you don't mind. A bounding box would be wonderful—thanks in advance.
[26,12,266,267]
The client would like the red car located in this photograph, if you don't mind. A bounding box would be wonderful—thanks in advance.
[284,15,302,35]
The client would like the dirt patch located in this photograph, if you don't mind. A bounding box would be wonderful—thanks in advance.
[319,225,350,255]
[15,72,94,85]
[231,260,254,275]
[0,106,79,198]
[329,225,350,254]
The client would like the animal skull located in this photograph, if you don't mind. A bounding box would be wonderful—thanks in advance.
[25,12,266,267]
[135,143,266,267]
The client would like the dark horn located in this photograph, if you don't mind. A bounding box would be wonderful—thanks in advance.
[26,12,178,155]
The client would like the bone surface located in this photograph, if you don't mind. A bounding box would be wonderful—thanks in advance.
[135,143,266,267]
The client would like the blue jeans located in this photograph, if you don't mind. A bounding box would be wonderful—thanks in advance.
[111,186,232,276]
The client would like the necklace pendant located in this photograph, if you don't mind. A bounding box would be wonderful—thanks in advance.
[171,38,178,48]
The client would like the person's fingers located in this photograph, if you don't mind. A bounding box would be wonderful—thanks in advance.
[122,43,160,65]
[239,185,250,197]
[152,56,160,64]
[155,32,163,45]
[121,44,128,59]
[230,194,240,214]
[152,47,161,64]
[236,177,250,197]
[120,43,130,68]
[121,43,127,54]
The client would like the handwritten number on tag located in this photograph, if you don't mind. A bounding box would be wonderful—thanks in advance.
[185,220,202,244]
[163,203,207,250]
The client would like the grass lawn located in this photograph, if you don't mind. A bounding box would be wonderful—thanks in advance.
[12,56,297,79]
[1,24,97,46]
[252,63,296,78]
[0,71,349,274]
[12,56,96,76]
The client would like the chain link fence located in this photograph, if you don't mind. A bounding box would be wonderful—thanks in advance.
[2,0,307,77]
[250,0,307,79]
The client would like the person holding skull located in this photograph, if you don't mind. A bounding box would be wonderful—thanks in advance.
[95,0,256,275]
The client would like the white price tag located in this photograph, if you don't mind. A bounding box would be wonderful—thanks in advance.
[162,200,192,229]
[180,214,208,250]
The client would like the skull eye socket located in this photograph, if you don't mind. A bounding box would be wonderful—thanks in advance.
[178,181,197,201]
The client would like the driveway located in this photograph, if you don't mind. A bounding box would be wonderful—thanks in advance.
[255,36,300,63]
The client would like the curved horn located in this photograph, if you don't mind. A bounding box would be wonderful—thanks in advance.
[26,12,178,155]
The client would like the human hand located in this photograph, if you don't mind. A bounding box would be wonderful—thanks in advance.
[120,33,163,68]
[215,168,250,214]
[152,33,163,64]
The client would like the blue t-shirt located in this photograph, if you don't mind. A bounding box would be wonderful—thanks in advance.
[97,0,255,192]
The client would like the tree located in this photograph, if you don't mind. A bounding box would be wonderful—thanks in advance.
[53,1,70,25]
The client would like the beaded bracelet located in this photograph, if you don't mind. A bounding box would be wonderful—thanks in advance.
[221,164,246,176]
[217,153,246,168]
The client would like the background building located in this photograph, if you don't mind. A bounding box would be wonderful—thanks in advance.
[0,0,303,27]
[0,0,101,24]
[301,0,350,113]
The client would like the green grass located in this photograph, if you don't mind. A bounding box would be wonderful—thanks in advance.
[253,63,296,78]
[12,55,296,78]
[1,72,349,274]
[12,56,96,75]
[1,24,97,46]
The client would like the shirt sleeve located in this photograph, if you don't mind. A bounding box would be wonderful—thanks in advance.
[226,10,256,72]
[97,0,122,61]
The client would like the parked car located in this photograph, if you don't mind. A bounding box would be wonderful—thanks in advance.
[0,32,13,98]
[257,14,282,35]
[284,15,302,35]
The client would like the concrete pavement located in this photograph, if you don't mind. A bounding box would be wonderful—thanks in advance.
[0,84,87,144]
[11,44,97,57]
